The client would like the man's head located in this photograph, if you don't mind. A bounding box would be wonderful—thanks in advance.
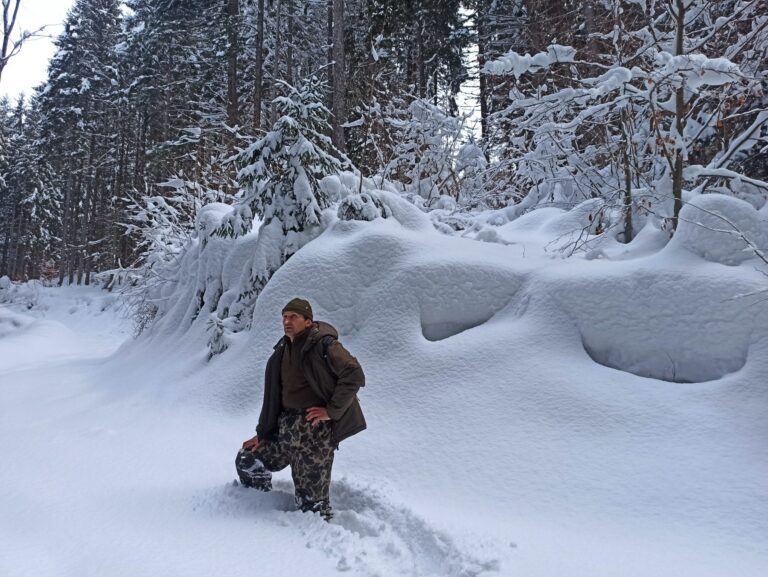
[282,298,313,339]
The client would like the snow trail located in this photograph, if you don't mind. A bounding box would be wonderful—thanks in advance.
[196,480,500,577]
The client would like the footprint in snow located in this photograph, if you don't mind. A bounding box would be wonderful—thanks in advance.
[197,479,501,577]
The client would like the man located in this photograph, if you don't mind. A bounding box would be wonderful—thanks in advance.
[235,298,366,520]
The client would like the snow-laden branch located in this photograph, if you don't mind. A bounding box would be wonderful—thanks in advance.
[483,45,576,79]
[685,165,768,192]
[652,52,745,91]
[711,111,768,171]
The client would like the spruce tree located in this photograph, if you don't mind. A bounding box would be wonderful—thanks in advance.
[223,78,348,246]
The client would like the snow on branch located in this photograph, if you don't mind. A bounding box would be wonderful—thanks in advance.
[652,52,745,91]
[483,45,576,79]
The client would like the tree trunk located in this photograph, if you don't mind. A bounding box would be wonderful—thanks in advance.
[58,174,73,286]
[477,3,489,144]
[1,217,10,276]
[671,0,686,230]
[416,14,425,97]
[0,0,22,84]
[227,0,240,127]
[331,0,346,151]
[12,210,27,280]
[253,0,265,130]
[286,2,294,86]
[583,0,596,57]
[270,0,283,125]
[622,139,634,244]
[326,0,334,113]
[85,175,100,286]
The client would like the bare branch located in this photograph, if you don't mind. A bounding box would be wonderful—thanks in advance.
[0,1,48,85]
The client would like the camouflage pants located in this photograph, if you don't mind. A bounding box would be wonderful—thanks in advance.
[235,410,335,520]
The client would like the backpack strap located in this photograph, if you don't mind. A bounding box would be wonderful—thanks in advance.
[320,335,336,358]
[320,335,338,377]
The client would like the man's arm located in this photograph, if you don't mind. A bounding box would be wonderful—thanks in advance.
[324,340,365,420]
[255,352,281,440]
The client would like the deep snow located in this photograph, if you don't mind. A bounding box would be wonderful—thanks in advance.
[1,194,767,577]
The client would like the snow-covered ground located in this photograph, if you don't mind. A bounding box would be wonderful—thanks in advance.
[1,195,767,577]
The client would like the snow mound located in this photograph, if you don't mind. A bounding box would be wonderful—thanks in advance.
[0,284,130,372]
[552,269,761,383]
[670,194,768,265]
[539,198,608,238]
[0,278,43,310]
[338,191,393,222]
[497,206,566,233]
[416,263,522,341]
[145,189,434,349]
[0,307,34,338]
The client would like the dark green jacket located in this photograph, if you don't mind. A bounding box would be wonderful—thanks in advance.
[256,321,366,445]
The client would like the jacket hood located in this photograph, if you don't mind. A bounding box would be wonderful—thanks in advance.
[307,321,338,343]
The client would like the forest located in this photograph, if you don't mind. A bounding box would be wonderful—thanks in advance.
[0,0,766,286]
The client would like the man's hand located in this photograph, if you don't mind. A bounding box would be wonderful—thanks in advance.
[242,435,262,452]
[306,406,330,426]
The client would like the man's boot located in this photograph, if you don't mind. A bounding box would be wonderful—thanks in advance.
[295,492,332,521]
[235,449,273,491]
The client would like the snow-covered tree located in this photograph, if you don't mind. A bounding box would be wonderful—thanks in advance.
[385,98,467,205]
[480,0,767,243]
[0,96,61,280]
[222,78,348,244]
[37,0,124,284]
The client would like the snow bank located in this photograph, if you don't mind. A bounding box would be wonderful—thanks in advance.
[0,283,129,373]
[144,189,433,351]
[0,277,43,310]
[669,193,768,265]
[0,306,34,338]
[551,263,763,382]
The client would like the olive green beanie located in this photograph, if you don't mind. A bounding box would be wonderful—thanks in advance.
[282,298,313,320]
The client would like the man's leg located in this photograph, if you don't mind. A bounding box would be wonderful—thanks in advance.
[291,419,335,520]
[235,434,291,491]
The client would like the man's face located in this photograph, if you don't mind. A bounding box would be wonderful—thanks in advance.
[282,312,312,339]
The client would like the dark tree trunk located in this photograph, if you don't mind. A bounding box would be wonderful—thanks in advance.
[253,0,265,130]
[1,217,10,276]
[622,139,634,243]
[286,2,294,86]
[11,210,26,280]
[227,0,240,127]
[416,14,425,97]
[58,174,73,286]
[331,0,346,151]
[270,0,283,125]
[671,0,686,230]
[477,6,489,146]
[583,0,596,57]
[326,0,333,112]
